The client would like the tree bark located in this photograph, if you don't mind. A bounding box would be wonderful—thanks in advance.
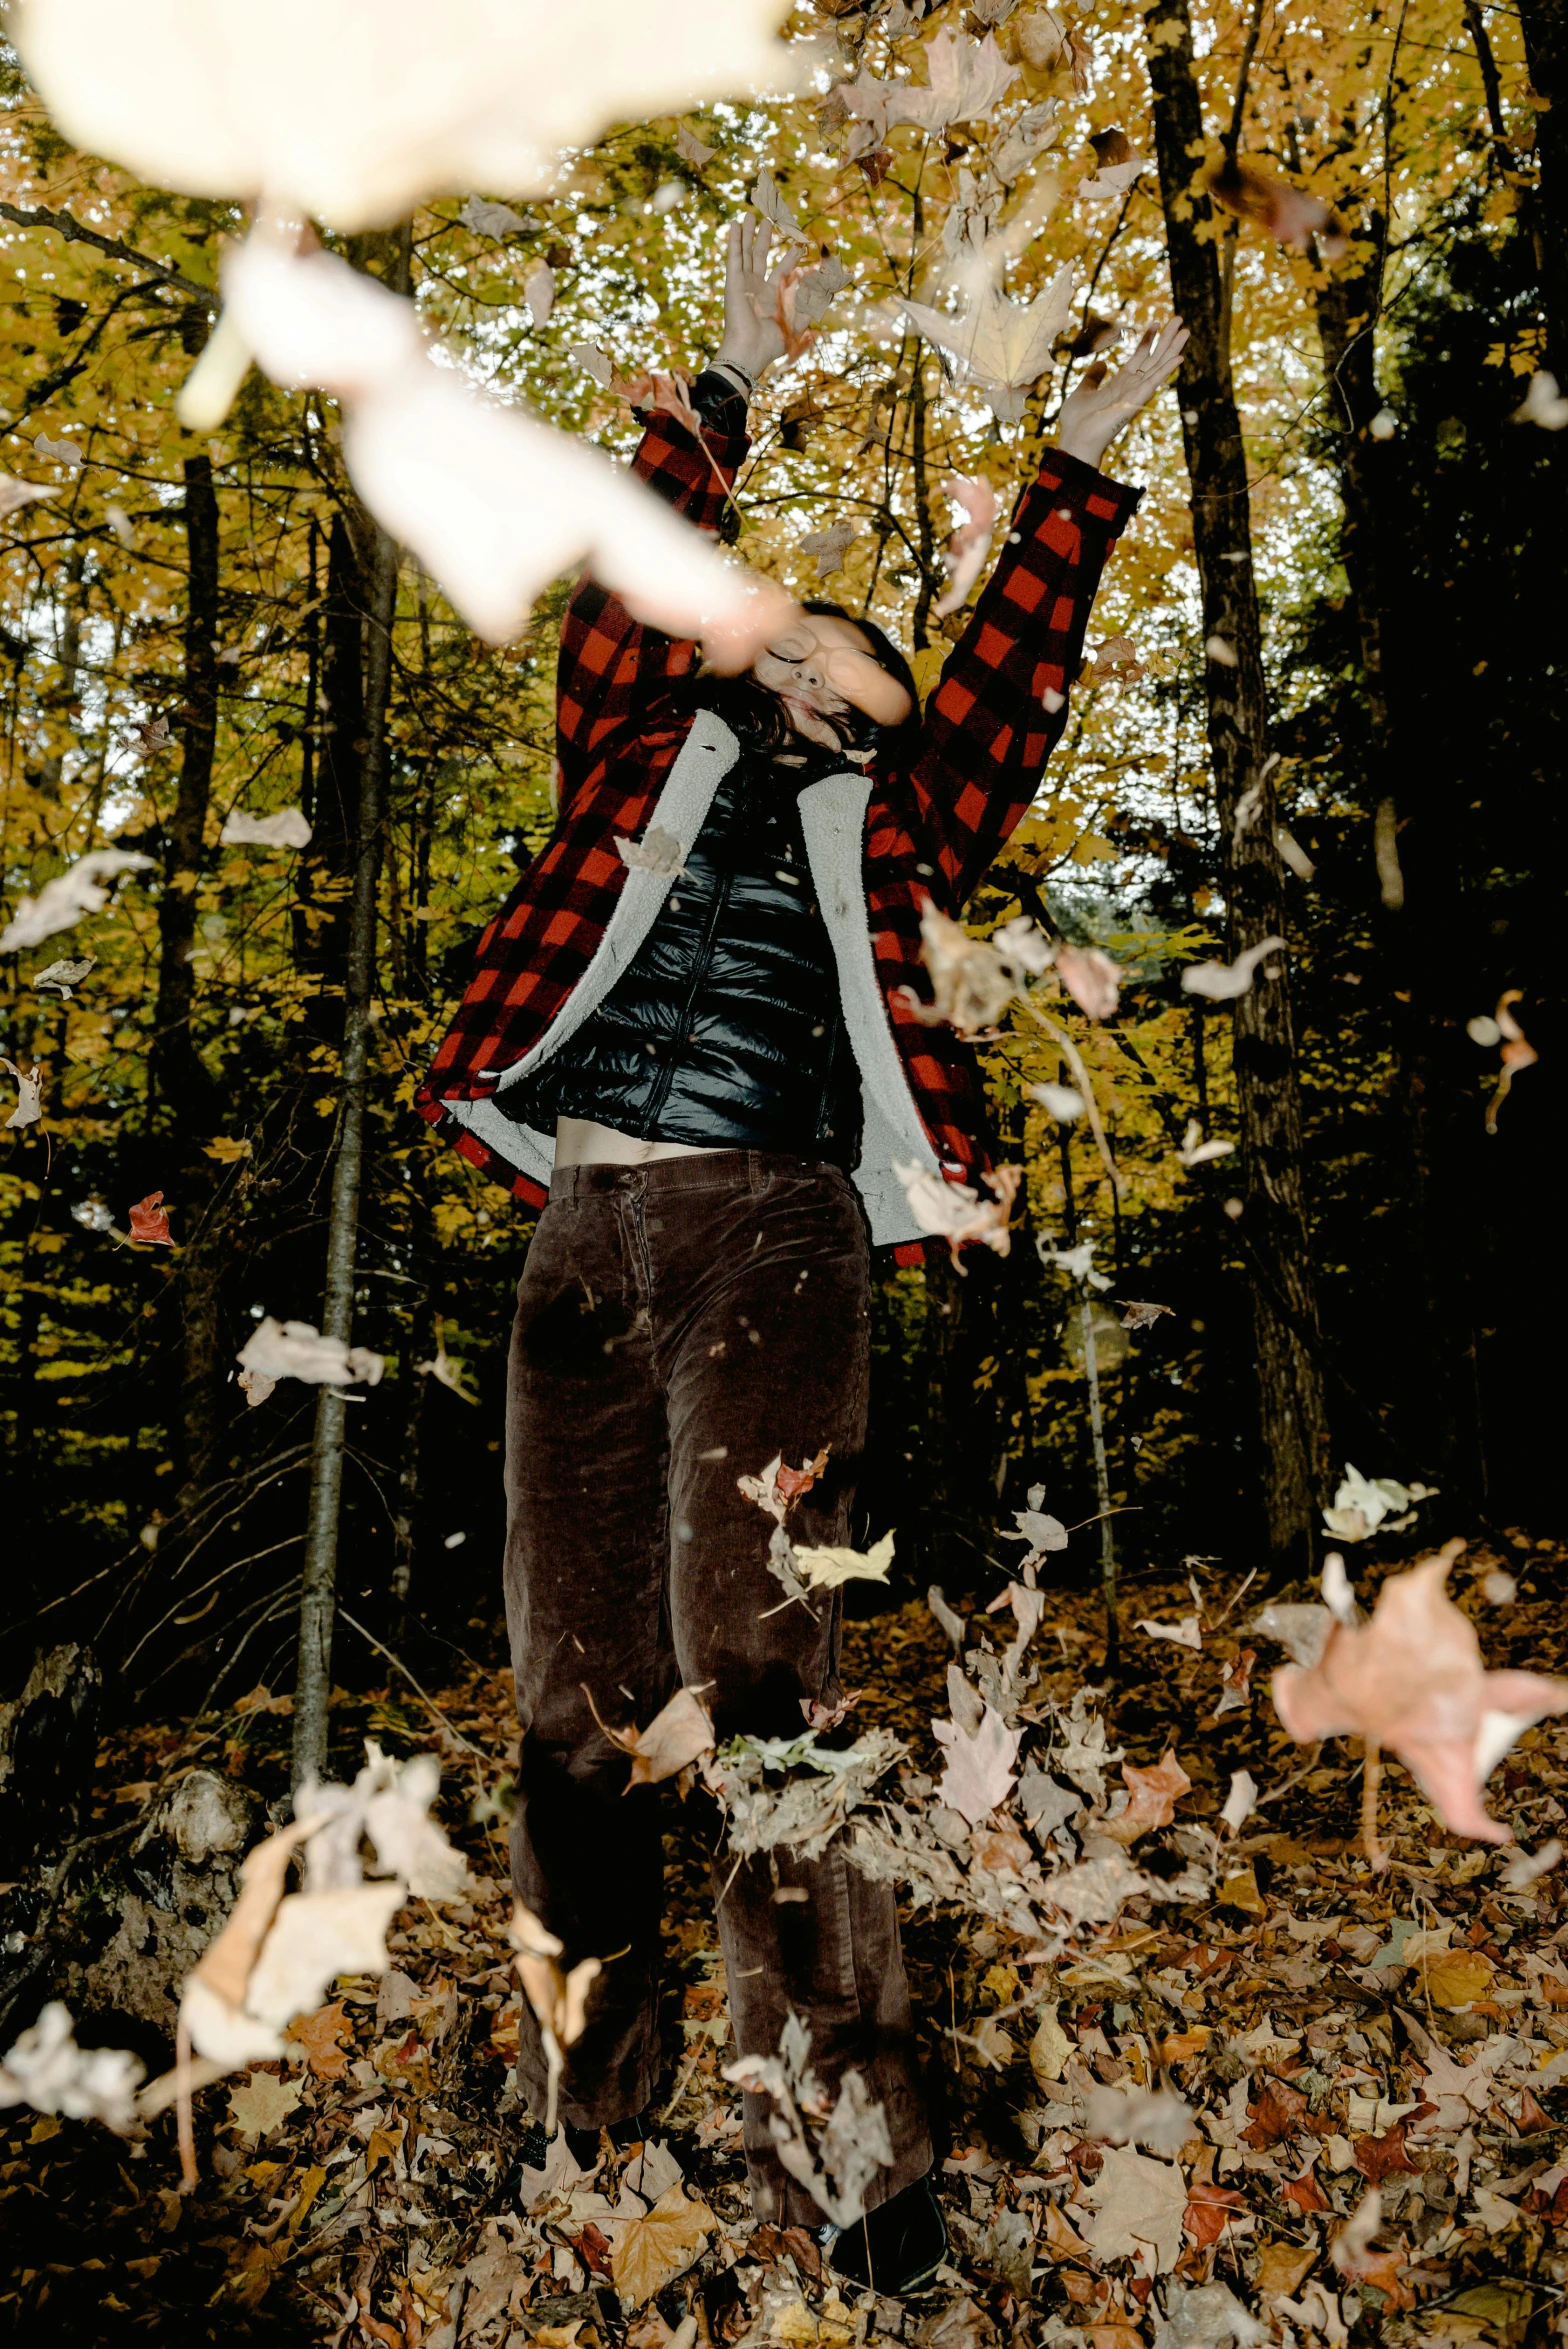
[151,441,219,1113]
[291,519,398,1789]
[1145,0,1330,1571]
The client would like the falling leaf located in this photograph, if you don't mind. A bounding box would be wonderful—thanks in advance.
[1102,1750,1192,1842]
[1031,1080,1084,1121]
[1515,369,1568,429]
[933,1700,1022,1823]
[1272,1544,1568,1843]
[906,897,1016,1037]
[1086,2144,1187,2273]
[615,826,686,878]
[2,1060,44,1130]
[130,713,172,754]
[127,1191,173,1245]
[588,1685,716,1790]
[217,228,793,662]
[1055,941,1120,1019]
[750,166,806,242]
[103,502,136,547]
[71,1197,115,1232]
[890,30,1018,131]
[1119,1299,1172,1331]
[900,263,1076,422]
[610,2182,716,2308]
[1220,1768,1258,1831]
[1181,937,1287,999]
[525,260,555,327]
[220,808,313,849]
[793,1530,896,1591]
[0,847,154,953]
[1080,131,1146,199]
[1088,2085,1196,2155]
[0,472,53,519]
[1207,157,1347,257]
[35,432,83,467]
[675,121,716,168]
[799,518,857,577]
[786,253,851,333]
[1486,990,1537,1132]
[238,1368,276,1407]
[0,2003,144,2131]
[225,2068,304,2139]
[18,0,799,234]
[1204,632,1238,666]
[237,1315,384,1387]
[1137,1615,1202,1651]
[1321,1461,1435,1543]
[894,1161,1022,1264]
[31,955,94,997]
[462,195,529,238]
[1214,1650,1256,1719]
[1091,634,1143,680]
[1177,1120,1235,1169]
[202,1136,253,1163]
[933,475,999,617]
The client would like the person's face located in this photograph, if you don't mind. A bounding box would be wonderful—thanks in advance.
[751,612,914,750]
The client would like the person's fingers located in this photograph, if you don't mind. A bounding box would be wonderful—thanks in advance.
[756,217,773,275]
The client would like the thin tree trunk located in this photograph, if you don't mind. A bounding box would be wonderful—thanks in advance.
[1517,0,1568,378]
[291,520,398,1789]
[1145,0,1330,1572]
[151,404,219,1115]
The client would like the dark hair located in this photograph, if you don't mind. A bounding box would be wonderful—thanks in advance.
[682,600,921,759]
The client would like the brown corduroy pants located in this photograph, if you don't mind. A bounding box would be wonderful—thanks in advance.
[502,1151,932,2222]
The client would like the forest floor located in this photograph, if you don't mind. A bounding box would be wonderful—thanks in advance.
[2,1533,1566,2348]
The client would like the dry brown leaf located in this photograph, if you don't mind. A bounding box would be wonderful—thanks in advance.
[1255,2240,1318,2299]
[1100,1750,1192,1843]
[933,475,1000,617]
[284,2000,352,2080]
[1207,156,1347,256]
[610,2183,717,2307]
[1271,1543,1568,1842]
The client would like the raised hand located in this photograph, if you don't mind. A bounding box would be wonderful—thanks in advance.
[1054,317,1189,471]
[714,215,803,388]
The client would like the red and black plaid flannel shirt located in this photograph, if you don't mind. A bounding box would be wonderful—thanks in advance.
[416,375,1141,1262]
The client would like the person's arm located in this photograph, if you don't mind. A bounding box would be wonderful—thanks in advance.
[555,217,798,794]
[898,321,1187,911]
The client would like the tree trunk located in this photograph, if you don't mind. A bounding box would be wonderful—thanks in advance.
[1145,0,1330,1571]
[291,518,398,1789]
[151,438,219,1117]
[1517,0,1568,377]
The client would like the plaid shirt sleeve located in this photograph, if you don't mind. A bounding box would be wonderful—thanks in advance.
[555,372,751,794]
[897,449,1143,909]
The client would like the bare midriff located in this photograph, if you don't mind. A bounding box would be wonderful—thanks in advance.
[552,1117,734,1169]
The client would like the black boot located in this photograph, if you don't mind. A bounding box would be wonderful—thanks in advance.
[510,2107,654,2194]
[819,2175,948,2296]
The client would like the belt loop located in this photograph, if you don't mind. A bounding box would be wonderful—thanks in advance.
[749,1152,767,1198]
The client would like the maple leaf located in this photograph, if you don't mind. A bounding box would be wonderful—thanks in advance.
[674,121,716,169]
[894,1161,1022,1264]
[461,195,528,237]
[1086,2144,1187,2273]
[1183,2179,1250,2247]
[1242,2076,1317,2150]
[933,475,999,618]
[1255,2241,1318,2299]
[615,826,686,878]
[900,264,1076,422]
[1181,937,1287,1000]
[1352,2110,1432,2183]
[1119,1298,1172,1331]
[1208,156,1347,257]
[284,1998,352,2079]
[786,253,851,335]
[1280,2155,1331,2213]
[127,1191,173,1245]
[29,954,94,997]
[1271,1544,1568,1843]
[18,0,798,234]
[220,808,312,849]
[933,1700,1021,1823]
[799,518,857,578]
[511,1901,602,2128]
[1101,1749,1192,1844]
[584,1685,715,1791]
[792,1530,896,1591]
[226,2068,304,2139]
[0,847,154,954]
[1137,1615,1202,1652]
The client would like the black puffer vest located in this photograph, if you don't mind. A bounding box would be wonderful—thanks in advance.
[498,737,864,1163]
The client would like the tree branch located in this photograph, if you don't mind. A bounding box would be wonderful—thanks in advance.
[0,200,214,304]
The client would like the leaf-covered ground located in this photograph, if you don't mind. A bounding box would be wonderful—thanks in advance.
[3,1534,1566,2348]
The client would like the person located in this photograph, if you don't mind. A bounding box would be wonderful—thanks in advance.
[419,215,1186,2291]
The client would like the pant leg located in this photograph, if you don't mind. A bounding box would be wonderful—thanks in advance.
[643,1154,933,2224]
[503,1176,674,2128]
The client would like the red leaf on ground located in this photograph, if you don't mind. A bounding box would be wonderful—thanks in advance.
[1281,2156,1331,2213]
[1183,2179,1249,2245]
[574,2222,615,2279]
[1242,2077,1317,2150]
[1353,2110,1434,2183]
